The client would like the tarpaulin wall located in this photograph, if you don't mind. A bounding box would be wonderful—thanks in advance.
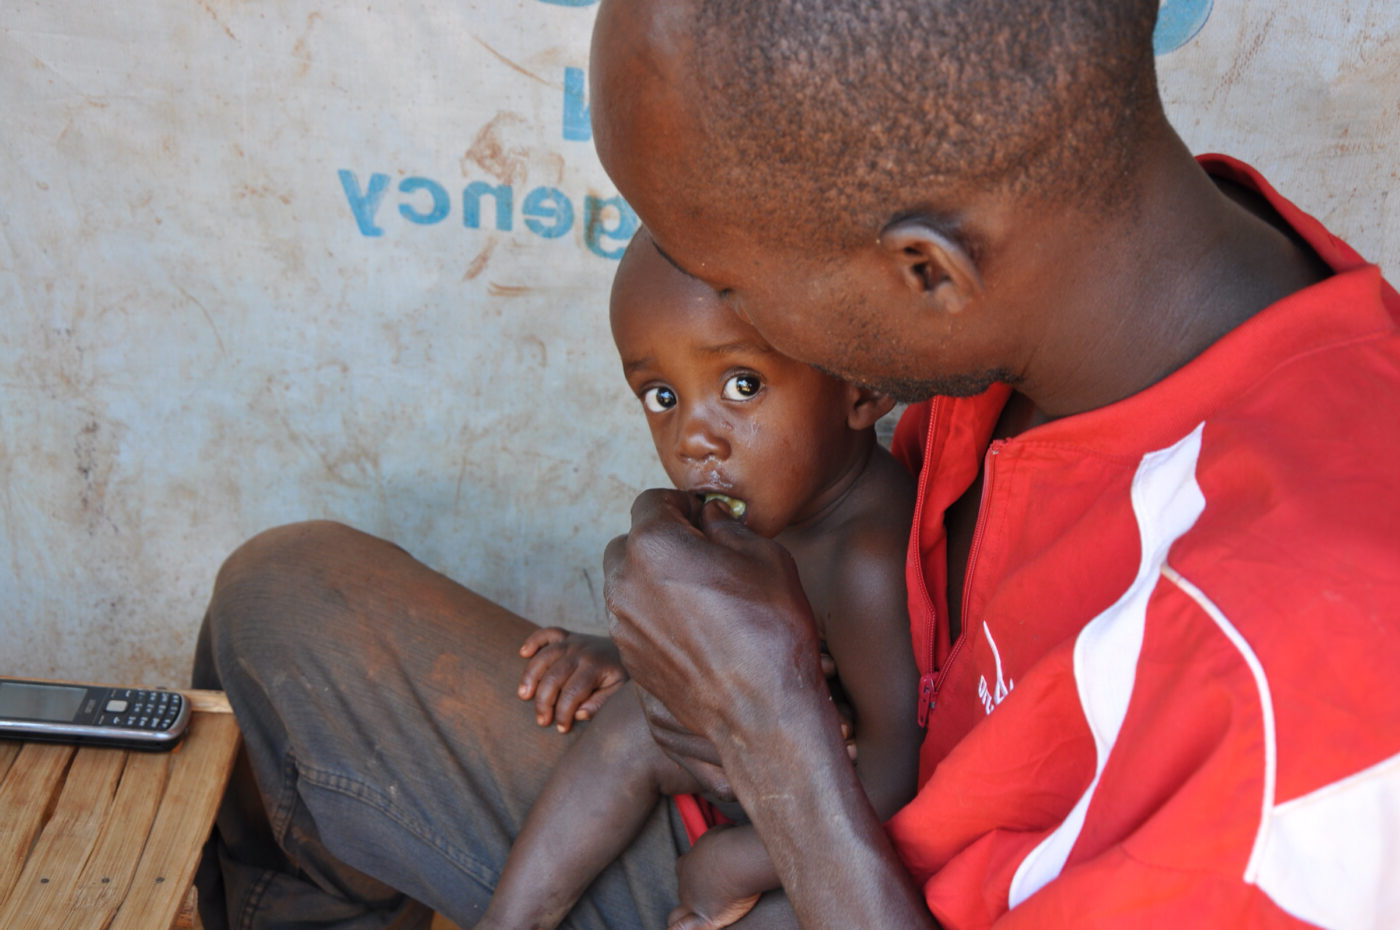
[1,0,1395,685]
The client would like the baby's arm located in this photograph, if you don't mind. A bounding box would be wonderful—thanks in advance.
[477,680,700,930]
[517,626,627,732]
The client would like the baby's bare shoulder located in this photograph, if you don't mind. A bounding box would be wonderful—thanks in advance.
[792,445,915,641]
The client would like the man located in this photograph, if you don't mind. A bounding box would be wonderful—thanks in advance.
[591,0,1400,926]
[196,0,1400,927]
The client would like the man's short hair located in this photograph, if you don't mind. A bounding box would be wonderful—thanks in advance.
[684,0,1162,245]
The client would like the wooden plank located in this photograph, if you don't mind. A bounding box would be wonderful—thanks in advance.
[171,884,199,930]
[183,690,231,714]
[0,691,238,929]
[108,712,240,930]
[53,749,171,930]
[0,741,21,781]
[0,742,74,911]
[0,747,126,929]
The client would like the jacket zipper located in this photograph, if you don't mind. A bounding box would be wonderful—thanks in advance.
[960,443,1001,633]
[918,441,1001,726]
[912,400,941,727]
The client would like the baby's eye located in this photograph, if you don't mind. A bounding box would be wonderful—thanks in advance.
[642,385,677,413]
[722,374,762,401]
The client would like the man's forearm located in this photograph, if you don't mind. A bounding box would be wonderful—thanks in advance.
[720,696,937,930]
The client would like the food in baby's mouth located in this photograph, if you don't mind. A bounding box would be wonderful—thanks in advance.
[702,493,747,518]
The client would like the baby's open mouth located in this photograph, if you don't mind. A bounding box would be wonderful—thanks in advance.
[701,493,747,519]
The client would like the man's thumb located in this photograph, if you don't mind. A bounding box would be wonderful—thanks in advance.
[698,499,760,547]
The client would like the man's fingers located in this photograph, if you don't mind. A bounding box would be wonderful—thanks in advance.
[638,691,714,754]
[606,490,705,618]
[662,752,734,801]
[602,533,628,582]
[652,728,723,767]
[632,686,731,794]
[697,499,768,551]
[629,486,700,526]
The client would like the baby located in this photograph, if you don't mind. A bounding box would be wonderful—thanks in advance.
[479,227,922,930]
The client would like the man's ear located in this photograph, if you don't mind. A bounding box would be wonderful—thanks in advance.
[845,384,898,430]
[878,217,982,314]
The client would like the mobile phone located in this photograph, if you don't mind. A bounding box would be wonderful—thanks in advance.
[0,677,190,751]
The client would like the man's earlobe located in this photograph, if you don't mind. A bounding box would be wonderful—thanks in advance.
[878,218,982,314]
[846,385,898,430]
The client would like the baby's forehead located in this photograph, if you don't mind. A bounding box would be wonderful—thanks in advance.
[616,229,705,292]
[613,239,732,328]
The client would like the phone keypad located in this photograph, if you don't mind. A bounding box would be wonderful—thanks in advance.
[96,689,183,730]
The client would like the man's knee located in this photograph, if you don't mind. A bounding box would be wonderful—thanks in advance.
[216,520,387,590]
[204,521,394,673]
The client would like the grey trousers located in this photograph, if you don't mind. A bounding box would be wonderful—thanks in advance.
[192,521,687,930]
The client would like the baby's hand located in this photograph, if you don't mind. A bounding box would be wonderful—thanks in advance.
[517,628,627,732]
[667,826,764,930]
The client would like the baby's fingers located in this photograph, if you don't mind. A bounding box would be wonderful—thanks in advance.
[517,629,574,700]
[533,658,583,727]
[516,647,561,701]
[551,670,605,732]
[667,907,703,930]
[518,626,568,659]
[573,680,625,723]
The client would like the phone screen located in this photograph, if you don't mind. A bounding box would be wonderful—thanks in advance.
[0,681,87,721]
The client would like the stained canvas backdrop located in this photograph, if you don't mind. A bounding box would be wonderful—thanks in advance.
[1,0,1395,686]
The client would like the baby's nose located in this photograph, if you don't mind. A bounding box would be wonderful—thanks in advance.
[676,412,731,461]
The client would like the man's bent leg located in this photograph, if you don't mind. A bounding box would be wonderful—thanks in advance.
[192,521,685,930]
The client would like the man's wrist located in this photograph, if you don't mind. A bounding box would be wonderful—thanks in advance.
[709,675,935,930]
[711,652,831,752]
[717,675,848,813]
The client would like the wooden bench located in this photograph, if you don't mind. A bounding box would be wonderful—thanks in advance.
[0,689,240,930]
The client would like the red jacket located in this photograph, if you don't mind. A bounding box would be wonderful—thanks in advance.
[885,155,1400,929]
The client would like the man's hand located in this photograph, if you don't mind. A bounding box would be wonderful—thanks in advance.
[516,628,626,732]
[605,490,935,930]
[603,489,828,776]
